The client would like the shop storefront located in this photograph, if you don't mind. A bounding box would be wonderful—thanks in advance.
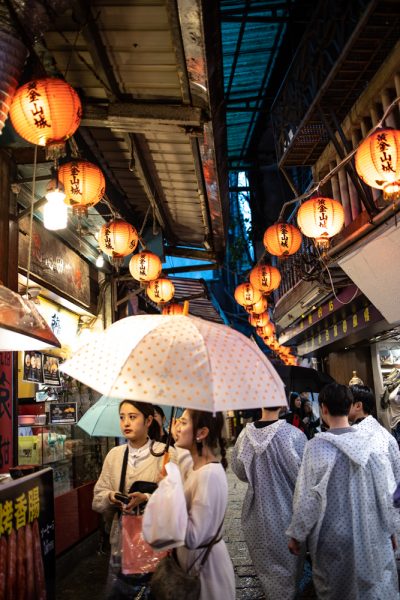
[278,284,390,411]
[1,215,113,558]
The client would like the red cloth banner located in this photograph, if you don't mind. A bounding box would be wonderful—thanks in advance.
[0,352,13,473]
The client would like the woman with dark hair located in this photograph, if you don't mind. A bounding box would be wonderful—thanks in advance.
[286,392,307,433]
[92,400,166,599]
[172,409,235,600]
[153,405,171,444]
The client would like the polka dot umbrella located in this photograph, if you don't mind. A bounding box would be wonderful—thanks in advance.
[60,315,286,413]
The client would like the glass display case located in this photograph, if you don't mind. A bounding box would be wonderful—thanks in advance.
[17,418,105,497]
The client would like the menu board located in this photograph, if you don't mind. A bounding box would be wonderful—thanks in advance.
[23,353,62,387]
[49,402,77,425]
[0,468,55,599]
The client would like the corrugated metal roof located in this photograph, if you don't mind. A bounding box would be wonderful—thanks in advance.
[171,277,226,323]
[12,0,228,260]
[220,0,289,166]
[141,277,225,323]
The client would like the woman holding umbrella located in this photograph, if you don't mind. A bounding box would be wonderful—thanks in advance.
[169,409,235,600]
[92,400,166,599]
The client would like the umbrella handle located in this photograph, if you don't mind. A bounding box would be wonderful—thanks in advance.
[150,407,176,457]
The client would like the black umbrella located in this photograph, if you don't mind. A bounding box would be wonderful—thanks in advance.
[275,365,335,393]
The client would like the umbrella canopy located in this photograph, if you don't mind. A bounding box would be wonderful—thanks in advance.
[275,365,335,394]
[77,396,122,437]
[61,314,286,413]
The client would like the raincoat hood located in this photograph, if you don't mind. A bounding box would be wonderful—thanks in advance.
[322,429,375,467]
[245,420,286,455]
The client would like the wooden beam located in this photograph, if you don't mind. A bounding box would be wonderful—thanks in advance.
[166,246,218,262]
[81,102,206,133]
[163,263,218,274]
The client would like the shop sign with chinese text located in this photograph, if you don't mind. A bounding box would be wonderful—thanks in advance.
[0,468,55,598]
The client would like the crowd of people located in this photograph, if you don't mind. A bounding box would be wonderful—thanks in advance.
[233,383,400,600]
[92,383,400,600]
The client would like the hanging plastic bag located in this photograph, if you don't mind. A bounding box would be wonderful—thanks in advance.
[121,513,167,575]
[142,462,188,550]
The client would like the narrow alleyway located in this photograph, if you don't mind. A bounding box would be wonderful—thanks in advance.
[58,463,316,599]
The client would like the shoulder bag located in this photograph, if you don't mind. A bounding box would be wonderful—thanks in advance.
[118,447,166,576]
[150,520,223,600]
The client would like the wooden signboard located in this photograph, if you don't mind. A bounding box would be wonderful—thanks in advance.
[19,216,91,307]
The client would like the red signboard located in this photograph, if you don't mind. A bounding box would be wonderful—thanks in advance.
[0,352,13,473]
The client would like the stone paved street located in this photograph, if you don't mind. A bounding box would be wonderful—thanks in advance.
[225,469,265,599]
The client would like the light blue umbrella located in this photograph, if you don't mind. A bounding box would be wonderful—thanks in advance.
[77,396,176,437]
[77,396,122,437]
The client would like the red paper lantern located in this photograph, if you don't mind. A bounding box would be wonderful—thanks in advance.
[249,264,281,294]
[297,197,344,249]
[263,222,302,257]
[59,160,105,216]
[98,219,138,264]
[162,303,184,315]
[355,128,400,200]
[129,251,162,282]
[234,283,262,307]
[256,322,275,339]
[244,297,268,315]
[9,78,82,159]
[248,311,269,328]
[147,279,175,304]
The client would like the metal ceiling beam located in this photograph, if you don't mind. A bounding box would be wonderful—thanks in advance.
[81,103,206,133]
[163,263,218,274]
[129,133,177,244]
[224,0,251,100]
[222,15,289,23]
[166,246,218,261]
[72,1,121,101]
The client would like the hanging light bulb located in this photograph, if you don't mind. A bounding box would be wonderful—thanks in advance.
[96,253,105,268]
[43,175,68,231]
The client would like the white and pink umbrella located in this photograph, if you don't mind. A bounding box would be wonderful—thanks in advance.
[61,314,286,413]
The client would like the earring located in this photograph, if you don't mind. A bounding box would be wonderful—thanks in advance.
[196,438,201,442]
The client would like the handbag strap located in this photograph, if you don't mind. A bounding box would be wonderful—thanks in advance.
[185,518,224,572]
[119,446,129,493]
[199,519,224,568]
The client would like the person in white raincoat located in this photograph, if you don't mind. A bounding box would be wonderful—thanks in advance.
[287,383,399,600]
[231,406,307,599]
[350,384,400,491]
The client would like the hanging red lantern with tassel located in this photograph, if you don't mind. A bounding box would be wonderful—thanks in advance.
[59,160,105,217]
[355,128,400,201]
[9,78,82,160]
[98,219,138,268]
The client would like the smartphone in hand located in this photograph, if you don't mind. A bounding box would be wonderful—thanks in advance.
[114,492,130,505]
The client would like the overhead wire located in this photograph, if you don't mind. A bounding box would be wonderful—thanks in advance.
[278,94,400,221]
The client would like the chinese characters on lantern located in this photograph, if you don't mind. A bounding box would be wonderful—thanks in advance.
[377,132,395,174]
[139,255,147,277]
[279,224,289,248]
[317,197,328,229]
[69,163,82,197]
[261,272,271,288]
[104,227,112,251]
[26,82,51,130]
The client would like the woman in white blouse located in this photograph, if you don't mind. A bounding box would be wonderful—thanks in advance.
[93,400,165,599]
[173,410,235,600]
